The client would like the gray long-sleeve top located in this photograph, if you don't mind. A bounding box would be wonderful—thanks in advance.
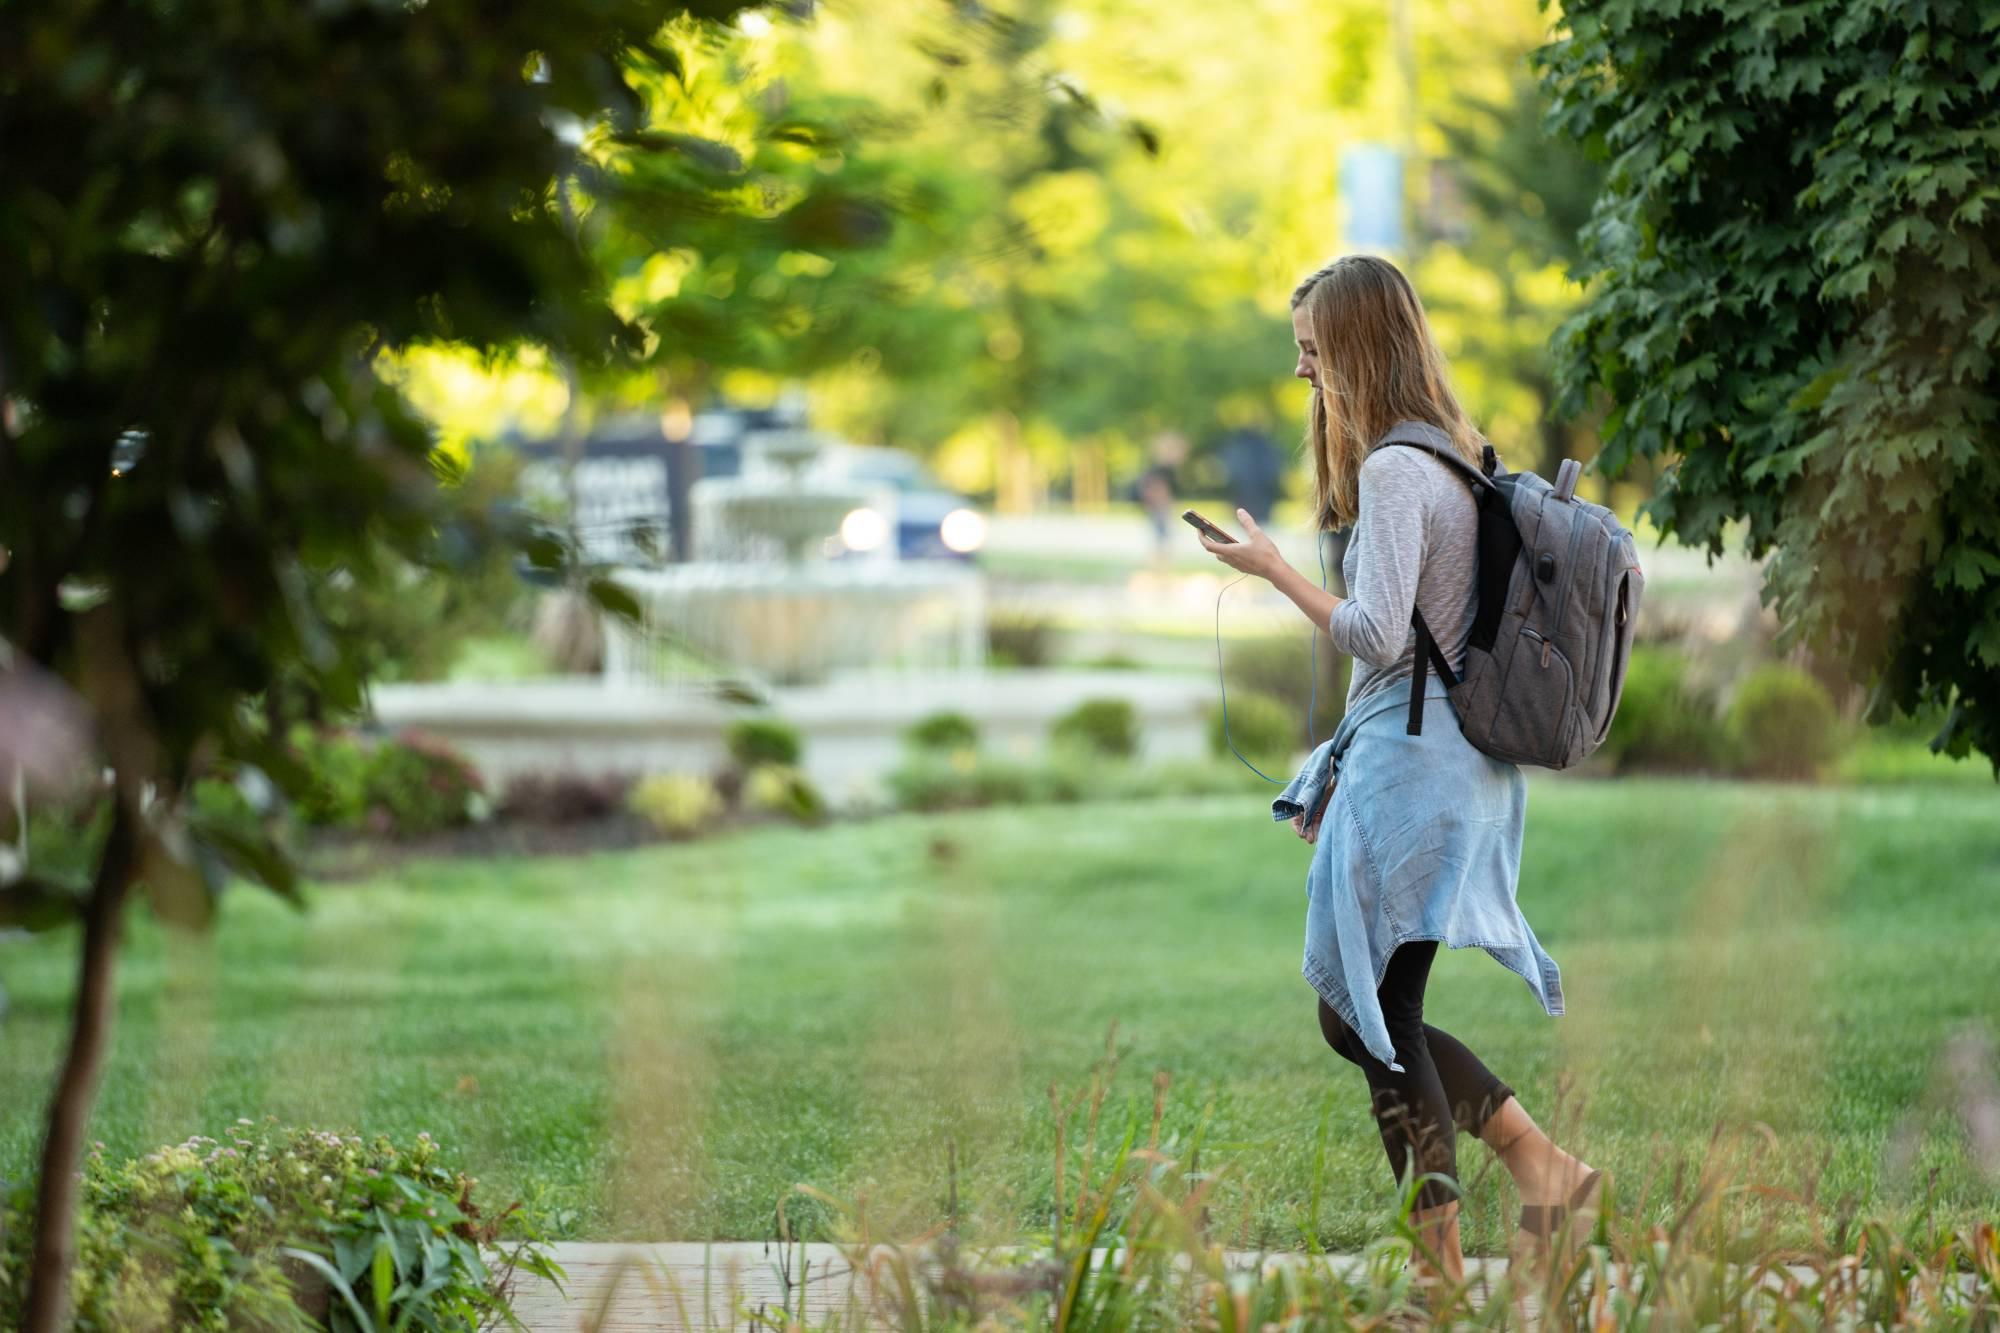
[1324,443,1482,713]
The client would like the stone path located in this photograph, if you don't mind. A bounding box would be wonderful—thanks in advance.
[500,1240,1926,1331]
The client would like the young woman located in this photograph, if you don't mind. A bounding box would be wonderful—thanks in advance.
[1197,254,1607,1292]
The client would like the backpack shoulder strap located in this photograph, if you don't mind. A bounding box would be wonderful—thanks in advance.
[1405,607,1461,735]
[1373,421,1481,736]
[1373,421,1502,497]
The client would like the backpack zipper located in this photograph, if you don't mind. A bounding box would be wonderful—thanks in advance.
[1544,504,1590,659]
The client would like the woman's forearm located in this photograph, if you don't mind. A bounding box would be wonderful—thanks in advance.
[1266,558,1345,636]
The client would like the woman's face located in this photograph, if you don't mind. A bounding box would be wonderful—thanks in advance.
[1290,304,1320,390]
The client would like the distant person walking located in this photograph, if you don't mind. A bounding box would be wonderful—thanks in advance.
[1194,254,1605,1299]
[1219,424,1282,528]
[1134,430,1188,572]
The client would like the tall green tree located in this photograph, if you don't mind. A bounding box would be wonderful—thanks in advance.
[1534,0,2000,771]
[1419,64,1607,481]
[0,1,905,1324]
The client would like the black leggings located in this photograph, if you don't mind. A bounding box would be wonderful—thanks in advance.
[1316,939,1515,1211]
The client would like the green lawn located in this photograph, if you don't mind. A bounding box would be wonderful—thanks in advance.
[2,779,1996,1257]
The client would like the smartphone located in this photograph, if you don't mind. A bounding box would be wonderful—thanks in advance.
[1182,509,1237,543]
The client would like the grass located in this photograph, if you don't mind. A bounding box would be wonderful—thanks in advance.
[1,779,1995,1261]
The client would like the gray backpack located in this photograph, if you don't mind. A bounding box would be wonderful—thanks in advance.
[1378,421,1646,770]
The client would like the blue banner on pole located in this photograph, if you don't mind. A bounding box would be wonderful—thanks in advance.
[1339,143,1404,253]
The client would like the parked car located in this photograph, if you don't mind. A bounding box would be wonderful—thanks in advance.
[820,443,987,564]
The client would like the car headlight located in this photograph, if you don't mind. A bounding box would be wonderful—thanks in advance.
[939,507,987,553]
[840,506,890,551]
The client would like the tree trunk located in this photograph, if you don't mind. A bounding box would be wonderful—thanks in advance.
[22,802,136,1333]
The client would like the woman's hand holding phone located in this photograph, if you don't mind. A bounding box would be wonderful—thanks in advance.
[1191,507,1284,581]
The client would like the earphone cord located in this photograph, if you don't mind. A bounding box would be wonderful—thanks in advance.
[1215,534,1327,784]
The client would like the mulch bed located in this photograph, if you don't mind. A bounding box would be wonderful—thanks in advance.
[301,813,691,881]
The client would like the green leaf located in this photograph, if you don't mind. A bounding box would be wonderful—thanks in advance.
[186,812,301,905]
[1792,364,1848,410]
[280,1247,376,1333]
[137,823,217,930]
[372,1234,396,1320]
[585,576,642,623]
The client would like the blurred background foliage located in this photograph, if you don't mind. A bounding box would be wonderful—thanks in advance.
[391,0,1615,508]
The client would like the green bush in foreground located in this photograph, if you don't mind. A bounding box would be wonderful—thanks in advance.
[1726,663,1846,780]
[0,1122,555,1332]
[1050,697,1140,759]
[604,1046,2000,1330]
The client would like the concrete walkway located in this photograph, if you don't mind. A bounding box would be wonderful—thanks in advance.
[506,1241,1471,1330]
[501,1240,1931,1331]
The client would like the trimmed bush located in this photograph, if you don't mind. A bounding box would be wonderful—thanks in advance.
[0,1121,554,1331]
[1602,648,1727,773]
[902,710,981,753]
[287,728,483,835]
[360,730,484,836]
[742,762,827,823]
[987,609,1057,667]
[1726,663,1845,780]
[498,771,634,823]
[1206,687,1298,764]
[724,716,803,768]
[628,773,725,837]
[883,748,1044,811]
[290,727,372,827]
[1218,632,1346,748]
[884,748,1271,812]
[1050,697,1139,758]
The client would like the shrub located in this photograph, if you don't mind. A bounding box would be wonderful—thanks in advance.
[0,1121,556,1332]
[1127,757,1277,798]
[1218,632,1346,748]
[902,710,981,753]
[628,773,725,837]
[884,748,1028,812]
[987,609,1057,667]
[1726,663,1846,780]
[886,747,1273,812]
[290,727,372,827]
[1602,648,1727,773]
[1050,697,1139,759]
[742,763,827,823]
[1206,687,1298,764]
[724,716,803,769]
[360,730,484,836]
[498,771,634,823]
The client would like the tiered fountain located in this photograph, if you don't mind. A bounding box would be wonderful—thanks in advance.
[601,428,987,688]
[370,424,1215,803]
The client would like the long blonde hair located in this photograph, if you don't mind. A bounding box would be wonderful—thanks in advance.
[1291,255,1483,531]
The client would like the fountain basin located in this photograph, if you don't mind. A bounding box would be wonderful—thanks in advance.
[603,561,987,688]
